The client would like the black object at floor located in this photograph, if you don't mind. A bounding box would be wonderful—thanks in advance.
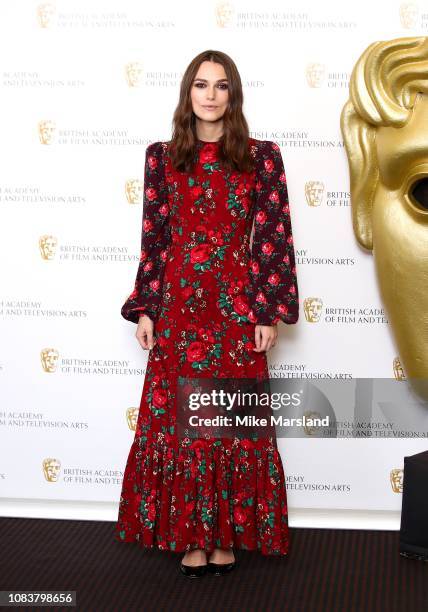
[1,517,427,612]
[400,449,428,561]
[180,561,208,578]
[207,560,236,575]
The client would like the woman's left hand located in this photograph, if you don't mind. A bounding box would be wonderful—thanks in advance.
[252,324,278,352]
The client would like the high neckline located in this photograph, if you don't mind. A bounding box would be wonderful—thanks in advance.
[196,138,220,144]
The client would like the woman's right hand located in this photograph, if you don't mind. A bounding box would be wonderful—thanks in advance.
[136,314,156,350]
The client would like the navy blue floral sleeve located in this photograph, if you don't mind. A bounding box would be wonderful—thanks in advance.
[121,142,171,324]
[246,140,299,326]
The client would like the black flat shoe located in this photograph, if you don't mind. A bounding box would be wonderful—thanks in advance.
[179,562,208,578]
[207,560,236,575]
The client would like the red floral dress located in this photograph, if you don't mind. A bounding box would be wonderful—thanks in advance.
[115,137,299,555]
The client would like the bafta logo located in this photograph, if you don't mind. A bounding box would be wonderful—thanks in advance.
[37,3,55,28]
[38,120,56,144]
[126,407,139,431]
[303,411,322,436]
[125,62,144,87]
[39,235,58,259]
[41,348,59,373]
[305,181,325,206]
[390,468,404,493]
[43,458,61,482]
[305,63,326,88]
[303,297,323,323]
[125,179,144,204]
[399,3,419,29]
[393,356,407,380]
[215,1,234,28]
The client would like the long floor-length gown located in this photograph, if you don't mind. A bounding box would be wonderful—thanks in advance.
[115,136,299,555]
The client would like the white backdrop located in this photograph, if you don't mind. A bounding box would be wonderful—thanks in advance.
[1,0,427,529]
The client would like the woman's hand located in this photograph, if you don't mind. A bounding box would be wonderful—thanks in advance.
[136,314,156,350]
[252,324,278,352]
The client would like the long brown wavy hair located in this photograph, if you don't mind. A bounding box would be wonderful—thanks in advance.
[168,50,254,174]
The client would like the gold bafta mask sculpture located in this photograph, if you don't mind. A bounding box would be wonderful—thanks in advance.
[305,63,326,88]
[390,468,404,493]
[303,411,322,436]
[303,297,323,323]
[341,36,428,400]
[43,458,61,482]
[38,120,56,144]
[40,348,59,372]
[305,181,325,207]
[399,3,419,29]
[39,235,58,259]
[125,62,143,87]
[215,1,234,28]
[125,179,144,204]
[126,407,139,431]
[37,3,55,29]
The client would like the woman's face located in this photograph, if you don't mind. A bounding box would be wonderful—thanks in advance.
[190,60,229,124]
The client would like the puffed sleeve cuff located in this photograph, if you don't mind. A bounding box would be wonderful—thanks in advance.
[121,141,171,325]
[120,304,157,325]
[246,140,299,327]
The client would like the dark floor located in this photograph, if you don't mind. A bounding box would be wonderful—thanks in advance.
[0,517,427,611]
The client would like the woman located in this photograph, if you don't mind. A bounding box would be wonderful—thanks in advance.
[115,50,299,578]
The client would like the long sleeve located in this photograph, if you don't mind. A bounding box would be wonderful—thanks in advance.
[121,141,171,324]
[245,140,299,326]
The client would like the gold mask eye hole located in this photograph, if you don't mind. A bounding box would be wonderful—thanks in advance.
[410,177,428,210]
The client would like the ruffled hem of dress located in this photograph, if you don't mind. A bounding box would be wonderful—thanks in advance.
[115,536,289,557]
[114,436,290,556]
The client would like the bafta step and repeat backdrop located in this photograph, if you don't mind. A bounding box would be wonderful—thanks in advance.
[1,0,428,528]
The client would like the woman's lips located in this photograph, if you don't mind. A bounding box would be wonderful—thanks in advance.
[202,106,217,110]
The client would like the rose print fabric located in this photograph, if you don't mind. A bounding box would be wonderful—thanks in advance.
[115,138,299,555]
[120,144,172,325]
[245,141,299,325]
[121,138,299,326]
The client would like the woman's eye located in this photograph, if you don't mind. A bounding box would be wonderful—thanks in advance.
[194,83,228,89]
[410,177,428,210]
